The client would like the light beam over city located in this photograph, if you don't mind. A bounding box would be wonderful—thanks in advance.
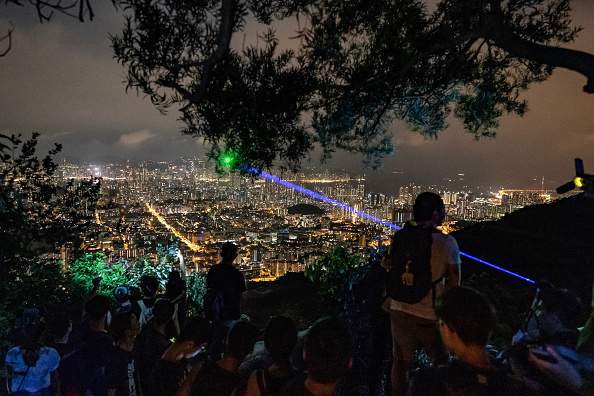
[251,168,535,284]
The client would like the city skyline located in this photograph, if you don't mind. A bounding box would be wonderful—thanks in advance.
[1,1,594,196]
[54,158,555,285]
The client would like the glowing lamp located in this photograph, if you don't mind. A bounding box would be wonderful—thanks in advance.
[575,177,584,188]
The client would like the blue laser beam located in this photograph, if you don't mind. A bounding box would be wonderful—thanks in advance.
[250,167,535,284]
[252,168,398,229]
[459,252,534,284]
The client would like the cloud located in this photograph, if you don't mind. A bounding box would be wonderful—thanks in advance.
[119,129,156,145]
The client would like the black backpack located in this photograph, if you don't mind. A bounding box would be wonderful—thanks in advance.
[203,287,226,321]
[386,224,441,304]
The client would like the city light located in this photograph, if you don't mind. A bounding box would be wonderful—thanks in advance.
[249,167,535,284]
[248,168,397,229]
[145,203,200,252]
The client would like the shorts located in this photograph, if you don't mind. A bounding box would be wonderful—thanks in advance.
[390,310,448,363]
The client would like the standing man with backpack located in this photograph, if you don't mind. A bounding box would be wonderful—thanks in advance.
[205,242,247,361]
[384,192,461,395]
[131,276,160,329]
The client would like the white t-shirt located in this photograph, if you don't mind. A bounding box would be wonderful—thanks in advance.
[5,346,60,393]
[390,232,461,320]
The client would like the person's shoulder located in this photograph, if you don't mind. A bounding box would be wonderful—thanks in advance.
[208,263,225,274]
[40,346,59,356]
[5,346,21,360]
[27,346,61,371]
[6,345,20,354]
[431,230,455,243]
[431,232,460,254]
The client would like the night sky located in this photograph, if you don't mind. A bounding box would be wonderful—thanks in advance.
[1,1,593,196]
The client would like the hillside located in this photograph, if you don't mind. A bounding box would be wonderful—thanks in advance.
[452,193,594,302]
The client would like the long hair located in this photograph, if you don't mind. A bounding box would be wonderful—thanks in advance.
[20,323,42,367]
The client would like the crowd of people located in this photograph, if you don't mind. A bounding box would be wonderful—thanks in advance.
[4,193,594,396]
[3,291,354,396]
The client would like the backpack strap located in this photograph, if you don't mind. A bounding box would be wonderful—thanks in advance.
[430,277,443,307]
[427,228,443,306]
[137,300,146,311]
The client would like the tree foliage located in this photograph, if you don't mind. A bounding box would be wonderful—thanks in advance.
[0,132,104,330]
[67,252,129,298]
[0,133,102,264]
[67,250,177,300]
[112,0,594,172]
[186,272,207,318]
[305,244,364,306]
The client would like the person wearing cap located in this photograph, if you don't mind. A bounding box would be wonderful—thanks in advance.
[112,285,132,317]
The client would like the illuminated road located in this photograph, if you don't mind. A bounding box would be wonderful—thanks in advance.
[146,203,199,251]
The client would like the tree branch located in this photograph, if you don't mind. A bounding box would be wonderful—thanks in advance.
[329,30,480,93]
[5,0,100,24]
[186,0,237,107]
[478,12,594,93]
[0,23,14,57]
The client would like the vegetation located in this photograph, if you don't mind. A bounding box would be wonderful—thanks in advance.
[112,0,594,172]
[186,272,208,318]
[0,133,104,332]
[0,133,102,263]
[0,247,194,336]
[305,244,368,311]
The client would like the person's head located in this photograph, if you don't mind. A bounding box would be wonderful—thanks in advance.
[140,275,159,298]
[86,295,111,322]
[304,317,352,384]
[226,321,258,360]
[413,192,445,226]
[434,286,496,348]
[168,270,182,283]
[176,317,214,358]
[165,271,184,298]
[534,288,581,334]
[110,312,140,343]
[22,308,41,328]
[264,316,298,367]
[21,308,45,353]
[221,242,238,262]
[113,285,130,304]
[152,299,175,326]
